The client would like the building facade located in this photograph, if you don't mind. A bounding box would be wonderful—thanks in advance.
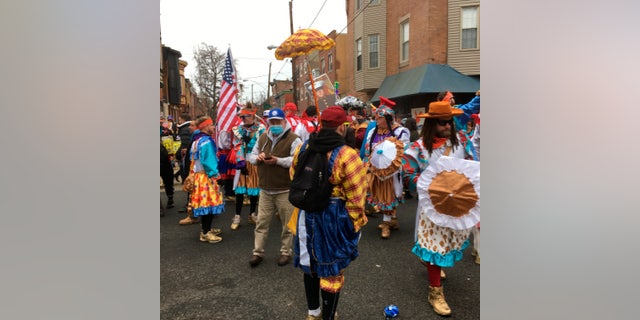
[344,0,480,115]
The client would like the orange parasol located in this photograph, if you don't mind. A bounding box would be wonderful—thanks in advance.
[274,29,336,120]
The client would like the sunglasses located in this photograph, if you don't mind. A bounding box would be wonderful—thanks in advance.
[239,115,252,119]
[436,119,453,126]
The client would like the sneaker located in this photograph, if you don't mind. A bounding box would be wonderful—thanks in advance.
[305,312,337,320]
[248,213,257,224]
[179,216,200,225]
[199,231,222,243]
[230,215,241,230]
[167,198,174,209]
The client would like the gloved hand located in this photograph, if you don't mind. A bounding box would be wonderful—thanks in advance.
[236,160,246,169]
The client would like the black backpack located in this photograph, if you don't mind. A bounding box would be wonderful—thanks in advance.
[289,142,343,213]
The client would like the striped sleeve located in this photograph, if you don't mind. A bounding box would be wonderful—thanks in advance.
[289,143,303,180]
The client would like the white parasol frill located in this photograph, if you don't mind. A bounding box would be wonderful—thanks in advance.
[369,137,404,180]
[417,156,480,230]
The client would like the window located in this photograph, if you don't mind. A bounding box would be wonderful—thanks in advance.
[356,0,362,10]
[356,38,362,71]
[461,6,479,49]
[328,53,333,71]
[369,34,379,68]
[400,20,410,62]
[371,0,380,4]
[321,58,325,74]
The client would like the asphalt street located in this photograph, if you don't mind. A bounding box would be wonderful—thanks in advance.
[161,186,479,320]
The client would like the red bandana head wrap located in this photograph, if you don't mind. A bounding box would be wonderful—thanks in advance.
[197,118,213,130]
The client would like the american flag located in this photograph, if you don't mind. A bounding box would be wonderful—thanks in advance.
[217,48,238,134]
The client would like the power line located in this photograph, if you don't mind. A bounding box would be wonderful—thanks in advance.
[338,0,375,34]
[307,0,329,29]
[304,0,375,35]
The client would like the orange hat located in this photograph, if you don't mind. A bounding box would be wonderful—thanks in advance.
[416,101,464,119]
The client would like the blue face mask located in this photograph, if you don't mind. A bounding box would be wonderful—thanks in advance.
[270,125,284,135]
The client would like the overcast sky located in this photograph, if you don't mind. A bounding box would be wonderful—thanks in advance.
[160,0,347,102]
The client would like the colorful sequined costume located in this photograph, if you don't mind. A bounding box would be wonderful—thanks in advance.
[189,134,225,217]
[232,122,266,196]
[403,137,472,267]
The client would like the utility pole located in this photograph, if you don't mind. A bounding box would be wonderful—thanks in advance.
[266,62,272,106]
[289,0,298,105]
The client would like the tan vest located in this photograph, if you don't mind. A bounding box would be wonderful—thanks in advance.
[256,130,299,191]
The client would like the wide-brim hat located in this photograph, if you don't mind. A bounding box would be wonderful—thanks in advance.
[416,101,464,119]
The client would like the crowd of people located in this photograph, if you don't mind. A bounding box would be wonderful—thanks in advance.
[160,92,480,319]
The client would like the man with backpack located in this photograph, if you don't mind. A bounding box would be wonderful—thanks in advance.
[289,106,368,320]
[247,108,302,267]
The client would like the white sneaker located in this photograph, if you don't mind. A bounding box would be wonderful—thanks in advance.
[248,213,257,224]
[231,215,241,230]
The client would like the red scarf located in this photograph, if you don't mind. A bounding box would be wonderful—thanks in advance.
[432,137,448,149]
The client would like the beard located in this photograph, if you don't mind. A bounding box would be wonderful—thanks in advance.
[435,128,451,138]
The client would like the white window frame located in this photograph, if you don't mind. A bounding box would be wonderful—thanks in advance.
[400,20,410,62]
[461,6,479,50]
[369,34,379,69]
[328,53,333,71]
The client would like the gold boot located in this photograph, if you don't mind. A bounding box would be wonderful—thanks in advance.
[428,286,451,316]
[389,217,399,230]
[380,222,391,239]
[378,218,399,229]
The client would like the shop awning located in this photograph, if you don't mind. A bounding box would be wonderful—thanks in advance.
[371,64,479,102]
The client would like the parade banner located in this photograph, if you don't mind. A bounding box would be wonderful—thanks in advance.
[304,73,336,111]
